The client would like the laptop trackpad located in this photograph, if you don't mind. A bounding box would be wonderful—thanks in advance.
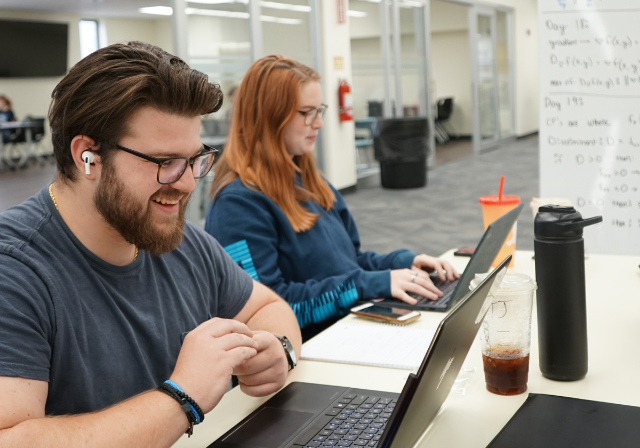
[222,407,314,447]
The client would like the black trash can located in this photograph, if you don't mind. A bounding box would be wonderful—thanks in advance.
[372,117,429,189]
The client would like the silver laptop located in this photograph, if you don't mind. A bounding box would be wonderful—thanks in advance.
[207,255,511,448]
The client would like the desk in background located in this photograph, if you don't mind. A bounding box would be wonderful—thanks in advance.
[0,121,37,169]
[0,119,50,169]
[355,118,379,179]
[173,250,640,448]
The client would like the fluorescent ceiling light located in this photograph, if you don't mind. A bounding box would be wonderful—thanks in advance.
[259,15,302,24]
[187,0,242,4]
[400,0,423,7]
[141,4,304,23]
[354,0,423,4]
[186,7,249,18]
[261,1,311,12]
[139,6,173,15]
[188,0,309,11]
[348,10,367,17]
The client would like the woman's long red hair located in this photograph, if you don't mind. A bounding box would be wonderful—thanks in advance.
[210,55,335,233]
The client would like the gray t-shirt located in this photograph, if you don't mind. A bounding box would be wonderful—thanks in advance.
[0,187,253,415]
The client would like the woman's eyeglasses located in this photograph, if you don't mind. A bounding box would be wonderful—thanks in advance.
[298,104,328,126]
[115,143,219,185]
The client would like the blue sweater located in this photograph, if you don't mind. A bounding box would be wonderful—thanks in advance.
[205,177,416,328]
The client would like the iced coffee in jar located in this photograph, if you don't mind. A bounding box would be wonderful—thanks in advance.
[471,272,537,396]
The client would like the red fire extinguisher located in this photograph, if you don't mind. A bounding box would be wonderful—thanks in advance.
[338,79,353,122]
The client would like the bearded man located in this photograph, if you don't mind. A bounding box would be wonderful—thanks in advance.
[0,42,301,447]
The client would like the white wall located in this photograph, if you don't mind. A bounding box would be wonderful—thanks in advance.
[103,17,172,51]
[431,30,472,135]
[319,0,357,190]
[430,0,472,135]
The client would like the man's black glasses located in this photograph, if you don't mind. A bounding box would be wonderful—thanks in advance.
[115,143,219,185]
[298,104,328,125]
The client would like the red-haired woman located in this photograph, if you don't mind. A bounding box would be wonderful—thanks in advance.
[205,55,458,339]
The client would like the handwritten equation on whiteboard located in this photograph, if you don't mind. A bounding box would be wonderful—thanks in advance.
[539,0,640,254]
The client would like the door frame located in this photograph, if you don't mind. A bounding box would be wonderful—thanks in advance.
[468,3,516,154]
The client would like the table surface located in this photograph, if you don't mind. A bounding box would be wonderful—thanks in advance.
[173,250,640,448]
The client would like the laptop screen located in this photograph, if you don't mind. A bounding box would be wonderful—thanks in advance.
[380,256,510,448]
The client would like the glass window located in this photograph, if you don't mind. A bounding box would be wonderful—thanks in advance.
[496,10,513,138]
[350,0,387,120]
[476,14,497,141]
[187,2,252,121]
[79,19,99,59]
[262,0,313,67]
[398,2,428,117]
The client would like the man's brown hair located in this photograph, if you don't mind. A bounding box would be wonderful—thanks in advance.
[49,41,223,182]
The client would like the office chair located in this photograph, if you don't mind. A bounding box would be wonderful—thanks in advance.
[434,97,459,144]
[23,116,52,165]
[2,125,26,168]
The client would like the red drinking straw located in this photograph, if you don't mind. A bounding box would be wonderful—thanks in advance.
[498,176,505,202]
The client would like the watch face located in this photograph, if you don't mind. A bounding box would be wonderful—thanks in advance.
[277,335,297,368]
[288,340,297,365]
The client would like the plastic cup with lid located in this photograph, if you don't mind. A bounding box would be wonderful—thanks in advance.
[470,272,537,395]
[479,176,521,267]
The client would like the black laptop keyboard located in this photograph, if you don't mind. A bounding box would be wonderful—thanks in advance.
[291,392,396,447]
[408,278,459,306]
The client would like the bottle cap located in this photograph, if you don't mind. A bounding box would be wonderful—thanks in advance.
[478,194,521,205]
[534,205,602,238]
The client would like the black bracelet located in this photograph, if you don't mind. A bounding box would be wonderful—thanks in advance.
[157,381,204,437]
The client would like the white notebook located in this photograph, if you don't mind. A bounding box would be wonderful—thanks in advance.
[301,318,436,371]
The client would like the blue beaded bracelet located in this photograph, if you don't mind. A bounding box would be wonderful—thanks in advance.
[157,381,205,437]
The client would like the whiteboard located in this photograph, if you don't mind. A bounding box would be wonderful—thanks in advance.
[539,0,640,255]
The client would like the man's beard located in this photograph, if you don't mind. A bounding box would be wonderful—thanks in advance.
[94,162,190,257]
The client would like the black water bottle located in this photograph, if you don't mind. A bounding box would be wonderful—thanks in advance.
[534,205,602,381]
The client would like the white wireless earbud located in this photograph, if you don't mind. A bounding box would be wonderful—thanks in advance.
[82,151,95,175]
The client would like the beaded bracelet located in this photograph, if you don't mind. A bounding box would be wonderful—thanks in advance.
[157,381,205,437]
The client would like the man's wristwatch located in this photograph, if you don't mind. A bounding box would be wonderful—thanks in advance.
[274,334,297,371]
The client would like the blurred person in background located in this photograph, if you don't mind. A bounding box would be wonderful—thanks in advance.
[0,94,16,143]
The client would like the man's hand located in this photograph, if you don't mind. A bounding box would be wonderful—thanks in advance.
[234,331,289,397]
[169,318,258,414]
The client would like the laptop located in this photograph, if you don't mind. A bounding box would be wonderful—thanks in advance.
[371,203,523,312]
[207,255,511,448]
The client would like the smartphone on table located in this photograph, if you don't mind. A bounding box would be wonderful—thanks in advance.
[454,246,475,257]
[350,303,421,325]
